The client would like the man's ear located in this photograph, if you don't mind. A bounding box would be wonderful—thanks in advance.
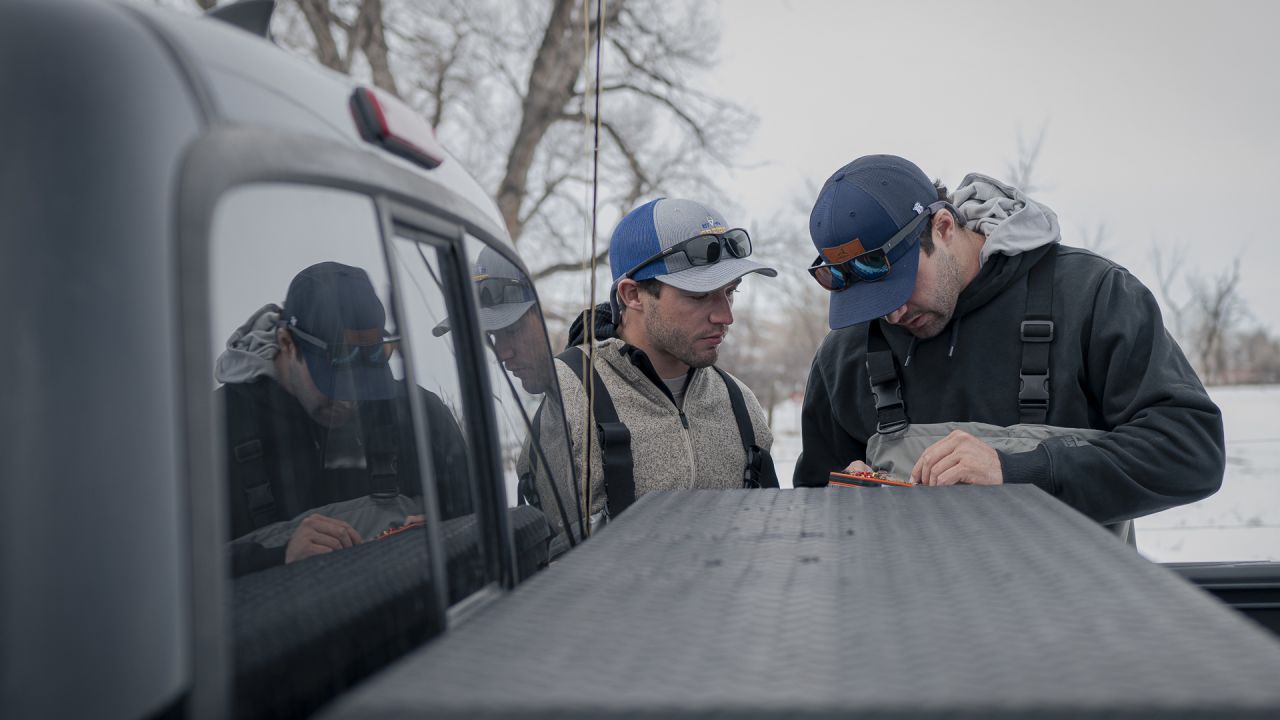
[277,327,297,358]
[932,208,960,246]
[615,278,645,313]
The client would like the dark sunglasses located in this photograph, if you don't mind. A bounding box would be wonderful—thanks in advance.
[808,201,952,292]
[623,228,752,280]
[475,277,536,308]
[288,324,399,367]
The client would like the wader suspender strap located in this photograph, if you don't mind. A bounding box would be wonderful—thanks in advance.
[866,321,909,433]
[711,367,777,489]
[515,400,579,545]
[362,401,400,500]
[558,345,636,517]
[227,390,279,530]
[1019,249,1058,424]
[864,249,1057,429]
[517,403,546,509]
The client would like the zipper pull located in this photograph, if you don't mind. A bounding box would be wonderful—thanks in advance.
[679,411,689,429]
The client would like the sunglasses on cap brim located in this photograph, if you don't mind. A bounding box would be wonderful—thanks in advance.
[474,276,536,308]
[288,323,400,368]
[808,201,953,292]
[623,228,752,280]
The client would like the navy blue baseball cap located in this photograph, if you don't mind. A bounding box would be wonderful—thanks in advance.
[281,262,396,401]
[608,198,776,310]
[809,155,943,330]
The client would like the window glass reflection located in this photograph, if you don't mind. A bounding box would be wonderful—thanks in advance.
[209,185,453,719]
[464,239,583,556]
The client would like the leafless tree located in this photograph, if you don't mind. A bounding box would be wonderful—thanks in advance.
[1006,123,1048,194]
[717,194,829,423]
[1232,329,1280,384]
[1150,239,1193,345]
[1189,259,1245,385]
[254,0,754,311]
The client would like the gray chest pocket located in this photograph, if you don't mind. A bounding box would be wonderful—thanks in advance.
[866,421,1105,481]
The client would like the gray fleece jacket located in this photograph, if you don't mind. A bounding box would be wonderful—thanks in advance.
[555,337,773,528]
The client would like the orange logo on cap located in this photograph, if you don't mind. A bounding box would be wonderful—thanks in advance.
[821,237,866,263]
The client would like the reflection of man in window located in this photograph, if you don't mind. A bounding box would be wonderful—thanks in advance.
[434,247,554,396]
[436,247,582,552]
[215,262,469,577]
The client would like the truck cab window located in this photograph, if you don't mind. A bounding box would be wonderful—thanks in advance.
[208,184,455,718]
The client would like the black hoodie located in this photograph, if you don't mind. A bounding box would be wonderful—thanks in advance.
[794,244,1225,525]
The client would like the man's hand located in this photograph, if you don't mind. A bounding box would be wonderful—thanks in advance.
[840,460,875,474]
[911,430,1003,486]
[285,514,363,564]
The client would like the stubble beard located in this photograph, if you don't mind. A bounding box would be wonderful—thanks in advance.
[645,304,721,369]
[908,248,966,339]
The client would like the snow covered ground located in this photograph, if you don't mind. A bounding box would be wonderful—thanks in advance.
[769,385,1280,563]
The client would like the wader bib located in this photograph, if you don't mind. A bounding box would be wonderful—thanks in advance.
[862,249,1133,543]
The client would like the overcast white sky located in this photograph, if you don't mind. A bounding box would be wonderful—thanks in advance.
[706,0,1280,333]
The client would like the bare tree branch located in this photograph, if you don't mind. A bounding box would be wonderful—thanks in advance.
[534,248,610,281]
[519,172,574,229]
[295,0,343,70]
[599,82,708,147]
[1151,239,1191,342]
[339,0,374,73]
[1190,259,1243,384]
[495,0,595,241]
[1007,123,1048,193]
[425,28,467,127]
[281,0,752,308]
[606,34,676,89]
[358,0,400,95]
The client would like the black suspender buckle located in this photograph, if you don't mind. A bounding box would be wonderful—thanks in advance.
[1018,371,1051,409]
[870,381,908,434]
[877,418,909,434]
[875,417,909,434]
[244,482,274,510]
[233,439,263,463]
[1020,320,1054,343]
[742,446,766,489]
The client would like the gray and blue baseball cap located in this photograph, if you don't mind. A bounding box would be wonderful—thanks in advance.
[809,155,942,330]
[609,198,776,302]
[433,245,537,337]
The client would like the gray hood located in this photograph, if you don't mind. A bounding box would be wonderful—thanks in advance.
[952,173,1060,264]
[214,304,282,385]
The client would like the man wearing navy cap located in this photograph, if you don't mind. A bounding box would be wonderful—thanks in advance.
[555,197,780,532]
[215,262,469,576]
[795,155,1224,533]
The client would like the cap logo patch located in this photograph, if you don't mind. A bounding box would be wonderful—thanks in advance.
[821,236,867,263]
[700,216,722,230]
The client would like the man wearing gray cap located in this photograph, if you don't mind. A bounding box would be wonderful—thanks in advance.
[435,246,556,396]
[557,197,779,532]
